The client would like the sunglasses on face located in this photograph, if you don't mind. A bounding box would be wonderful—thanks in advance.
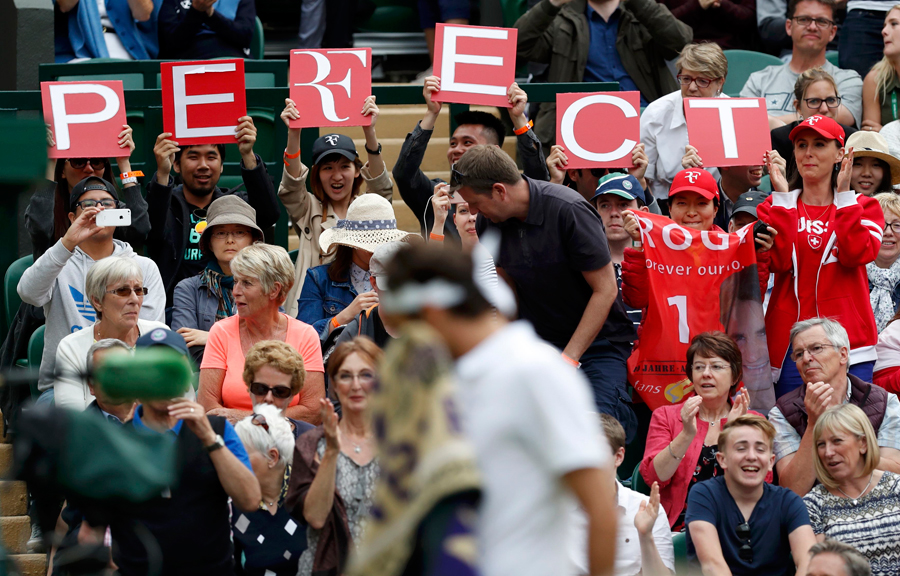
[105,286,148,297]
[251,413,269,432]
[67,158,106,170]
[450,163,466,188]
[249,381,293,399]
[736,522,753,563]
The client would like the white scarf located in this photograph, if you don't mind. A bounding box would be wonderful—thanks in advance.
[868,259,900,332]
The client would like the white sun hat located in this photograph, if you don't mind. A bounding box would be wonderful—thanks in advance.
[318,194,418,253]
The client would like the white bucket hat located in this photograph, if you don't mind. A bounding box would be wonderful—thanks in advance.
[845,131,900,185]
[319,194,417,253]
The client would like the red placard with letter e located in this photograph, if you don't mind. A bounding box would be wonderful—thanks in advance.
[289,48,372,128]
[432,23,517,108]
[161,59,247,146]
[556,92,641,169]
[41,81,128,159]
[684,97,770,167]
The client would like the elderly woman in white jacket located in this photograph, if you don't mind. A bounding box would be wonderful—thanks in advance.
[54,257,168,410]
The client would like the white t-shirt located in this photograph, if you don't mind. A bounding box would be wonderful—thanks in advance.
[455,321,610,576]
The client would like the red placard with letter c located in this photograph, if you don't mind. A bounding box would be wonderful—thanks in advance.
[555,91,641,169]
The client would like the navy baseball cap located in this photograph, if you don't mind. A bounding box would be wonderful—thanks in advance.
[136,328,188,357]
[311,133,359,166]
[69,176,120,211]
[591,173,646,205]
[730,191,769,220]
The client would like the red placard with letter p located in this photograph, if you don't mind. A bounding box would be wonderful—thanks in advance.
[684,97,770,167]
[432,23,517,108]
[41,80,128,159]
[556,92,641,169]
[161,59,247,146]
[289,48,372,129]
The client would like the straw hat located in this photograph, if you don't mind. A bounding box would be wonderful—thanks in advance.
[319,194,416,253]
[199,195,264,255]
[845,131,900,185]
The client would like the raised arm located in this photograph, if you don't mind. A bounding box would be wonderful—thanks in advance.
[302,400,341,529]
[689,521,733,576]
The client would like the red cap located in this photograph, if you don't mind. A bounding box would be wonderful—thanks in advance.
[668,168,719,201]
[789,115,845,145]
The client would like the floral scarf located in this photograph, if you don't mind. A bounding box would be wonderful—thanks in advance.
[199,260,235,321]
[868,259,900,332]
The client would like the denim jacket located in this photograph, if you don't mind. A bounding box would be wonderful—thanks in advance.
[296,264,357,339]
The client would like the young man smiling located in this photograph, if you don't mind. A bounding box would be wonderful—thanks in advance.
[686,414,817,576]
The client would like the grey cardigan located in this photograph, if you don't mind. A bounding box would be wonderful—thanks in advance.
[171,274,218,365]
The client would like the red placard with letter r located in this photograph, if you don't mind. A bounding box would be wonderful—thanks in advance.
[432,23,517,108]
[161,59,247,146]
[684,97,770,167]
[41,80,128,159]
[556,91,641,169]
[289,48,372,129]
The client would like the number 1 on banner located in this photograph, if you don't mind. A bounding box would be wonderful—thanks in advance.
[667,295,689,344]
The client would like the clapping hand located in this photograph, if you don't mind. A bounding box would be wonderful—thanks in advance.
[634,482,661,536]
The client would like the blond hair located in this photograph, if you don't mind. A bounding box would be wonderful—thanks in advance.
[793,67,839,112]
[813,404,879,490]
[872,6,900,104]
[243,340,306,396]
[676,43,729,80]
[230,244,295,305]
[876,192,900,221]
[717,414,776,452]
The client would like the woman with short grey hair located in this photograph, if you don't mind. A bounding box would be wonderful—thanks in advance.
[55,257,168,410]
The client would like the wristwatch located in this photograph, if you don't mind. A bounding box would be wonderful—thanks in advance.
[205,434,226,453]
[364,142,382,155]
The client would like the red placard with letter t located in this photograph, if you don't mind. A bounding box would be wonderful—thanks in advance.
[684,97,770,167]
[289,48,372,128]
[432,23,517,108]
[41,81,128,159]
[160,59,247,146]
[556,91,641,169]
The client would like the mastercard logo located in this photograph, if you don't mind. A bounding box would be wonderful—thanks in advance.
[665,379,692,403]
[195,220,208,234]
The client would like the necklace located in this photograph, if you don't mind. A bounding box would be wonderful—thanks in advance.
[800,198,832,223]
[698,409,728,426]
[836,472,874,505]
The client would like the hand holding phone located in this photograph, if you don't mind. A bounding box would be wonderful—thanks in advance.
[96,209,132,227]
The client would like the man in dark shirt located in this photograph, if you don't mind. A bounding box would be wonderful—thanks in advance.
[158,0,255,59]
[454,145,636,439]
[146,117,280,315]
[392,77,549,243]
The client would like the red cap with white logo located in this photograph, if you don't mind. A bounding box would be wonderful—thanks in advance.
[788,114,845,145]
[668,168,719,201]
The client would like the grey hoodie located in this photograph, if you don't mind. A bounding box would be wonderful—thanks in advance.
[18,239,166,391]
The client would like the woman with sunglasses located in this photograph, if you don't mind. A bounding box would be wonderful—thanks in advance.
[25,124,149,261]
[803,404,900,576]
[242,340,314,439]
[232,404,308,576]
[287,337,382,576]
[54,256,168,410]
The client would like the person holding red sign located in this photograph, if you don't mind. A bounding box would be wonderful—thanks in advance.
[279,96,392,319]
[158,0,256,59]
[758,115,884,398]
[146,115,279,318]
[392,77,550,244]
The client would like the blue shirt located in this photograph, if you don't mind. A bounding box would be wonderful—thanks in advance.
[685,477,810,576]
[132,405,253,472]
[583,5,647,107]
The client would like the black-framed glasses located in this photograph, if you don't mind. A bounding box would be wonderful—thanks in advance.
[105,286,148,297]
[75,199,118,210]
[251,413,270,432]
[736,522,753,562]
[450,163,466,188]
[67,158,106,170]
[804,96,842,109]
[792,15,834,28]
[885,221,900,234]
[676,75,718,88]
[249,381,293,399]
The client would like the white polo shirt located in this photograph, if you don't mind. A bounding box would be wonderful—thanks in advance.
[455,321,610,576]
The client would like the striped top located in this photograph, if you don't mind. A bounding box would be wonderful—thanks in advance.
[804,471,900,576]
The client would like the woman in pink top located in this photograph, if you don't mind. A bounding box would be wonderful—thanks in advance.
[199,244,325,424]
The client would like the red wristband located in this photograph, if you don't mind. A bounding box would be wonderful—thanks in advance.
[513,120,533,136]
[561,353,581,368]
[429,232,445,242]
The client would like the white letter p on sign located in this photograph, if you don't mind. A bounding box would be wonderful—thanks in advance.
[48,84,120,152]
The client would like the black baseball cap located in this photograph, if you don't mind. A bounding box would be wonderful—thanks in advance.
[69,176,119,211]
[311,133,359,166]
[730,191,769,220]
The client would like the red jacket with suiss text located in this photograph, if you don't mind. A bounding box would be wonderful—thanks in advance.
[756,189,883,380]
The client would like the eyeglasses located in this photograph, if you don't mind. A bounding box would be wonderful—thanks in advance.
[885,221,900,234]
[450,163,467,188]
[792,15,834,28]
[67,158,106,170]
[692,362,730,374]
[333,370,376,387]
[736,522,753,563]
[790,343,837,362]
[75,199,118,210]
[251,413,269,432]
[803,96,842,109]
[676,75,718,88]
[105,286,148,297]
[211,230,250,240]
[249,381,293,399]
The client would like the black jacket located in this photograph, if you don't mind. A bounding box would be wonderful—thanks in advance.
[146,155,279,308]
[158,0,255,59]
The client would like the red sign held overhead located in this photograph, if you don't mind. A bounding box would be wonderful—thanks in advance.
[41,81,128,159]
[289,48,372,128]
[556,92,642,169]
[432,23,517,108]
[160,59,247,146]
[684,98,770,167]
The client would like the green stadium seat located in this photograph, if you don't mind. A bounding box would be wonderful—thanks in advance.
[4,255,33,333]
[631,461,651,496]
[759,174,772,193]
[501,0,528,26]
[357,2,419,33]
[58,57,145,90]
[28,325,45,399]
[673,531,688,573]
[723,50,784,97]
[289,249,299,264]
[826,51,840,67]
[251,17,265,60]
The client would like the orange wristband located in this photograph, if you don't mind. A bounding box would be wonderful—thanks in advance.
[331,316,341,329]
[283,148,301,166]
[513,120,533,136]
[429,232,444,242]
[119,171,144,179]
[561,353,581,368]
